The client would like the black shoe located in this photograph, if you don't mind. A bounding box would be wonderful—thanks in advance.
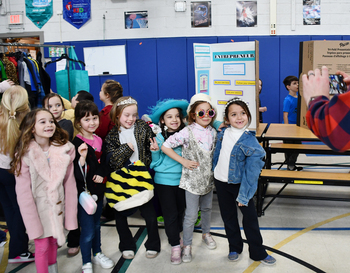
[8,252,35,263]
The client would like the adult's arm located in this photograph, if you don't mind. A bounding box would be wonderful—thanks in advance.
[303,66,350,152]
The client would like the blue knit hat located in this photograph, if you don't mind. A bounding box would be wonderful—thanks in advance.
[148,99,189,124]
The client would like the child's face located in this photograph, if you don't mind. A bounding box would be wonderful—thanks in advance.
[226,104,248,129]
[287,81,299,93]
[193,102,213,128]
[79,113,100,136]
[32,111,56,141]
[99,84,109,103]
[161,108,181,133]
[45,96,63,121]
[119,105,138,129]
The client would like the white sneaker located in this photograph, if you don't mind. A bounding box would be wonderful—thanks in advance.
[92,252,114,269]
[122,250,135,259]
[82,262,93,273]
[202,233,217,250]
[146,250,158,259]
[182,245,192,263]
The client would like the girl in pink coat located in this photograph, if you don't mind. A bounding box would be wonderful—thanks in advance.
[11,109,78,273]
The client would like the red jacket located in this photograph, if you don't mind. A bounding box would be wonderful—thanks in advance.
[95,105,114,141]
[306,92,350,152]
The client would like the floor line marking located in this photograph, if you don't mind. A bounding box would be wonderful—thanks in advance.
[111,227,147,273]
[243,212,350,272]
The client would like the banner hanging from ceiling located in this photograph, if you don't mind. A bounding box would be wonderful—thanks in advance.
[25,0,53,29]
[63,0,91,29]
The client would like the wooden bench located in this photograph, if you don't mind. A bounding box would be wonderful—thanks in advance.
[257,169,350,216]
[265,143,350,169]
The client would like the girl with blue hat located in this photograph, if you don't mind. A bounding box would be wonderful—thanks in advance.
[149,99,189,265]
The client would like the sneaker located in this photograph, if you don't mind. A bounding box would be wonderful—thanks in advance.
[82,262,93,273]
[146,250,158,259]
[182,245,192,263]
[67,246,80,257]
[228,252,241,262]
[171,245,181,265]
[92,252,114,269]
[122,250,135,259]
[260,255,276,266]
[157,216,164,225]
[8,252,35,263]
[202,233,217,250]
[195,211,201,227]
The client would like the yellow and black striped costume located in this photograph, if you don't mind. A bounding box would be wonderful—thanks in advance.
[106,160,154,211]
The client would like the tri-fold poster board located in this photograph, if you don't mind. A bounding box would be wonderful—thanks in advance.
[193,41,259,129]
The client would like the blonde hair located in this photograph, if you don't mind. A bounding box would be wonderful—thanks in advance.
[110,96,138,132]
[0,86,30,157]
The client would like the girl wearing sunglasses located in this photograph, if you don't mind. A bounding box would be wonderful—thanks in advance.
[161,93,217,263]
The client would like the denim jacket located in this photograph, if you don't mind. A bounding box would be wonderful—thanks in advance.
[212,127,265,206]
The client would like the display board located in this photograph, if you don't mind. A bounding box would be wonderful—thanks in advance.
[83,45,127,76]
[193,41,259,129]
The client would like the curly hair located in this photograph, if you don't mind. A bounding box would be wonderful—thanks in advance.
[10,109,68,175]
[0,86,30,158]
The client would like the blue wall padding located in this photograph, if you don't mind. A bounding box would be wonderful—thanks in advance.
[45,35,349,123]
[250,36,280,123]
[157,38,188,103]
[126,38,158,117]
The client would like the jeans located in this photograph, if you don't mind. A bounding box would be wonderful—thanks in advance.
[114,199,160,252]
[0,168,29,258]
[78,199,103,264]
[155,184,185,246]
[215,179,267,261]
[34,237,57,273]
[183,189,213,246]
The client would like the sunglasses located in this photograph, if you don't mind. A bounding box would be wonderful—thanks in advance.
[195,108,216,118]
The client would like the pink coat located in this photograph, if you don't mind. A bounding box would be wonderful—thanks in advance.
[15,140,78,246]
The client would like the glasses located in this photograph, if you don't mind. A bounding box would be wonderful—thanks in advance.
[195,109,216,118]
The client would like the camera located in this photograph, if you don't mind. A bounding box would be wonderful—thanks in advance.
[329,74,347,94]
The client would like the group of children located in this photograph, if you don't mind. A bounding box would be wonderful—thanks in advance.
[0,78,281,273]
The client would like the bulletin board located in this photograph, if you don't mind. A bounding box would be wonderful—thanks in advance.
[83,45,127,76]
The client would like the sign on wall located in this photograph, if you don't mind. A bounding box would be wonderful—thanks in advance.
[236,1,257,27]
[63,0,91,29]
[193,41,259,128]
[124,11,148,29]
[25,0,53,29]
[191,1,211,27]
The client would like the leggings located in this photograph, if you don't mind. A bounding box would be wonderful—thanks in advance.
[34,237,57,273]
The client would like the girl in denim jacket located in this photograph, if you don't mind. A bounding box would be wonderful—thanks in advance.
[212,97,276,266]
